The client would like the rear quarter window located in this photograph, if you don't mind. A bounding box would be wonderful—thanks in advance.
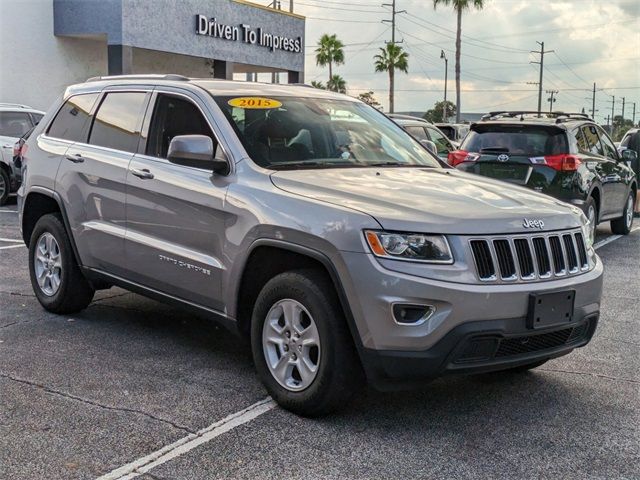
[47,93,99,142]
[0,111,33,137]
[461,125,568,156]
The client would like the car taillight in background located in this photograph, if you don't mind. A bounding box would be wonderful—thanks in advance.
[448,150,480,166]
[541,154,582,171]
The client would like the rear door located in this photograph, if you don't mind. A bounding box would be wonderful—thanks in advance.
[56,89,150,275]
[124,90,231,311]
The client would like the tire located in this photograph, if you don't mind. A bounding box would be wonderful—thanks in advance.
[250,269,363,416]
[0,168,9,206]
[507,359,548,373]
[584,196,598,245]
[28,213,95,314]
[610,191,635,235]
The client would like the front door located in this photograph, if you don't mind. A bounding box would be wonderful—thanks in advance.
[124,91,231,311]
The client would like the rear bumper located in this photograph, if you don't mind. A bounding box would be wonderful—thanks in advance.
[362,313,598,390]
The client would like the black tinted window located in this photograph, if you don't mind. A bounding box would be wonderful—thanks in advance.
[0,111,33,137]
[47,94,98,142]
[462,126,568,156]
[89,92,148,153]
[437,126,455,140]
[146,94,216,158]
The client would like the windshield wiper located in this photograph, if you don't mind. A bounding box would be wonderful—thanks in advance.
[368,162,434,168]
[270,161,355,170]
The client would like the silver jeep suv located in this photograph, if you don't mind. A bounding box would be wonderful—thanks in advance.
[18,75,603,416]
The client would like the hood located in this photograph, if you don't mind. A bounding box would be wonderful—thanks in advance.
[270,167,585,234]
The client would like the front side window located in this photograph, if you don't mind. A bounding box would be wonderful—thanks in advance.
[426,126,451,155]
[47,93,99,142]
[404,126,428,141]
[597,126,618,160]
[146,94,217,159]
[0,112,33,137]
[212,95,441,170]
[89,92,148,153]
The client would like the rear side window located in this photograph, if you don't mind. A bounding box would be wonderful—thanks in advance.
[462,126,568,156]
[47,94,99,142]
[404,126,428,141]
[0,111,33,137]
[89,92,148,153]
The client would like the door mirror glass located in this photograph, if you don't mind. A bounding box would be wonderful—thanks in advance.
[621,148,638,161]
[420,139,438,155]
[167,134,229,174]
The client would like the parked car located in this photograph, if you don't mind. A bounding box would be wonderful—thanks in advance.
[449,111,638,241]
[0,103,45,205]
[389,114,455,161]
[20,78,603,416]
[435,122,469,143]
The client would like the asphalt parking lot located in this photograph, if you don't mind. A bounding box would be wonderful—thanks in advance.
[1,197,639,480]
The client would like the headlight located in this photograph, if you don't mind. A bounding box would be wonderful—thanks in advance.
[364,230,453,263]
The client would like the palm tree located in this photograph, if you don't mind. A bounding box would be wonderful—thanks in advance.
[433,0,485,122]
[327,75,347,94]
[315,34,345,84]
[374,43,409,113]
[310,80,325,89]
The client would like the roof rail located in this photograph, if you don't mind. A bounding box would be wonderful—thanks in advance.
[86,74,190,82]
[388,113,429,122]
[481,110,592,122]
[0,103,33,109]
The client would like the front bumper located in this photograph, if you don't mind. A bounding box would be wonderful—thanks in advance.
[338,251,603,386]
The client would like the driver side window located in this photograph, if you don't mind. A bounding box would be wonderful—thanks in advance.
[146,94,217,159]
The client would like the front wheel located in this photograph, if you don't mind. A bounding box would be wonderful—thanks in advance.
[610,192,635,235]
[251,269,362,417]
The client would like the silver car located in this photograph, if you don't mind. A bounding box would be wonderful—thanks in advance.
[18,76,603,416]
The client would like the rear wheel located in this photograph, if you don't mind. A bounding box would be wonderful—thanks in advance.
[251,269,362,416]
[28,213,95,313]
[611,192,635,235]
[0,168,10,206]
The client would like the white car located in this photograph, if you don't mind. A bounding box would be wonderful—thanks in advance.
[0,103,45,205]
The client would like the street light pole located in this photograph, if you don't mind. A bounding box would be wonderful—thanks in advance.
[441,50,448,122]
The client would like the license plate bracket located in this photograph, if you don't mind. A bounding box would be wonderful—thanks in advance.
[527,290,575,329]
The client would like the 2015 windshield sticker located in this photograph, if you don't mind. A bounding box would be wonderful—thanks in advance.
[228,97,282,109]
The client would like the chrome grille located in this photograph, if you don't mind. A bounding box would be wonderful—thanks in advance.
[469,229,590,282]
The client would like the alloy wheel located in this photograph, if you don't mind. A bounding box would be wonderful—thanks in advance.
[587,204,597,246]
[34,232,62,296]
[0,173,6,199]
[625,195,634,228]
[262,299,321,392]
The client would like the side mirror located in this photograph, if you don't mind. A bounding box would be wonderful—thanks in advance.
[167,135,229,175]
[420,139,438,155]
[621,149,638,161]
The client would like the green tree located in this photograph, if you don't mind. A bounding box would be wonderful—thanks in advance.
[374,43,409,113]
[310,80,325,89]
[357,91,382,109]
[315,34,345,84]
[327,74,347,94]
[433,0,485,122]
[612,115,634,141]
[423,100,456,123]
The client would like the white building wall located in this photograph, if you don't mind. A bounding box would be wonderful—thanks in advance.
[0,0,107,111]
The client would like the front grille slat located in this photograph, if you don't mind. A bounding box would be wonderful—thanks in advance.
[469,229,589,282]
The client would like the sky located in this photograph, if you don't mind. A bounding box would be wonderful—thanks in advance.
[275,0,639,122]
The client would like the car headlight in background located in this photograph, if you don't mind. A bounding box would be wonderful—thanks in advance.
[364,230,453,263]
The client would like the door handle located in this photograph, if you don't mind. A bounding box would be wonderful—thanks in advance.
[130,168,154,180]
[2,144,12,148]
[65,153,85,163]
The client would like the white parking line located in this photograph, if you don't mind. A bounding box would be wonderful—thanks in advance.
[97,397,276,480]
[0,210,18,213]
[0,244,25,250]
[593,226,640,250]
[0,238,22,243]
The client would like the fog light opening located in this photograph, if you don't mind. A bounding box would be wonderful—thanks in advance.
[392,304,436,326]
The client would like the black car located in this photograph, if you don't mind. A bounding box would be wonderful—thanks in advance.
[449,111,638,239]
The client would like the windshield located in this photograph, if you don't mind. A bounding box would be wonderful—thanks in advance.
[461,125,568,156]
[212,95,441,170]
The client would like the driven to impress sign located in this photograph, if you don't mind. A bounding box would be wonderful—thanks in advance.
[195,14,302,54]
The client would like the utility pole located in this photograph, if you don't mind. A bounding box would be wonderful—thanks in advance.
[289,0,293,12]
[530,41,554,117]
[441,50,448,122]
[546,89,558,113]
[591,83,596,119]
[382,0,405,45]
[633,103,636,126]
[621,97,625,121]
[611,96,615,129]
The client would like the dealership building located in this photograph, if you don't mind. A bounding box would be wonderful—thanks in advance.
[0,0,306,111]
